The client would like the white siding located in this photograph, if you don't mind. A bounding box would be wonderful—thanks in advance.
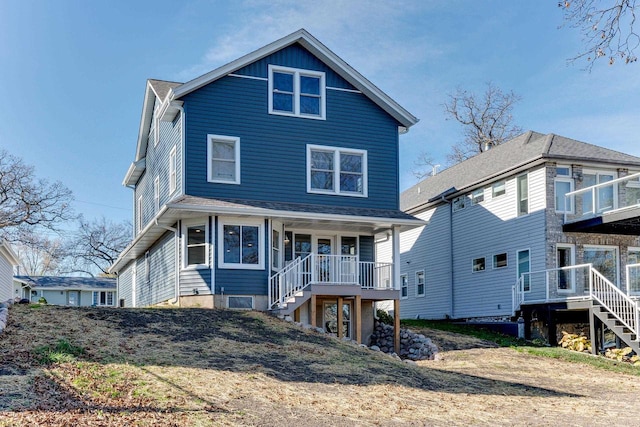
[0,252,14,302]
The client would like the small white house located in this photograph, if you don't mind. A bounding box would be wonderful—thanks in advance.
[0,241,19,303]
[13,276,117,307]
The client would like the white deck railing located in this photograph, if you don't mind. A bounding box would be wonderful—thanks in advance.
[512,264,640,342]
[591,268,640,342]
[563,172,640,224]
[269,254,394,309]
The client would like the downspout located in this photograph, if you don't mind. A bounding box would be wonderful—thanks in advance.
[441,195,454,318]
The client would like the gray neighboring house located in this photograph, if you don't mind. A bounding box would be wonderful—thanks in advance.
[13,276,117,307]
[383,130,640,348]
[0,242,19,303]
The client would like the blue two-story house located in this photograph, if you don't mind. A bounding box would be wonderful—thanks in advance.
[110,29,422,345]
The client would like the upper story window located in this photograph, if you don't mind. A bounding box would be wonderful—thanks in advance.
[307,145,367,197]
[452,195,468,212]
[153,176,160,213]
[517,174,528,216]
[269,65,326,119]
[208,135,240,185]
[555,165,574,213]
[492,181,506,198]
[415,271,425,297]
[583,169,616,213]
[169,146,177,194]
[472,257,486,272]
[137,195,143,233]
[493,253,508,269]
[471,188,484,205]
[401,274,408,299]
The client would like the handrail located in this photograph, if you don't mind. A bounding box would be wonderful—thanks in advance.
[565,172,640,197]
[590,267,640,341]
[268,254,312,309]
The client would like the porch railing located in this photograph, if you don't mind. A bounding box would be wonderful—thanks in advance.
[269,254,394,309]
[627,263,640,297]
[563,171,640,224]
[512,264,640,342]
[591,268,640,342]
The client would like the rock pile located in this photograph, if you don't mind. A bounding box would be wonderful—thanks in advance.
[370,320,439,361]
[0,299,12,335]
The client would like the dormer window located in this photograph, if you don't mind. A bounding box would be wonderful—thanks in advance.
[269,65,325,119]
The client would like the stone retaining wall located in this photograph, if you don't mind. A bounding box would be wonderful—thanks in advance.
[370,321,439,361]
[0,299,12,335]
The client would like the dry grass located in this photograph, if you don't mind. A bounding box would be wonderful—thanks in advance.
[1,305,639,426]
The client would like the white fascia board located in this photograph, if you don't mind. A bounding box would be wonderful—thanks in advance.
[171,29,418,129]
[133,82,157,162]
[0,241,19,266]
[165,202,426,228]
[122,158,146,186]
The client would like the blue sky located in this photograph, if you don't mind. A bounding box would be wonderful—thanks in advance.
[1,0,639,230]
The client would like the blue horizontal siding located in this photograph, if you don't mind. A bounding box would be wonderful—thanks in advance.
[234,43,355,90]
[183,74,400,210]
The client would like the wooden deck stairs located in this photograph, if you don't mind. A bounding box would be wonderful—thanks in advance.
[591,301,640,355]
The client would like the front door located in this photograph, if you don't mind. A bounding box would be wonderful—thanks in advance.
[68,291,79,306]
[316,236,334,282]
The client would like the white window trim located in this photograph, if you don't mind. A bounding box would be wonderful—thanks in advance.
[582,169,618,212]
[306,144,368,197]
[400,274,408,299]
[415,270,425,297]
[516,248,531,293]
[153,106,160,147]
[153,176,160,213]
[145,251,151,283]
[207,134,241,185]
[226,295,255,310]
[182,219,210,270]
[472,257,486,273]
[492,181,506,198]
[554,176,575,213]
[517,174,529,217]
[556,243,576,293]
[137,195,143,233]
[583,244,620,286]
[471,188,485,205]
[169,145,177,194]
[93,291,115,307]
[268,65,326,120]
[453,195,468,212]
[218,217,265,270]
[492,253,508,269]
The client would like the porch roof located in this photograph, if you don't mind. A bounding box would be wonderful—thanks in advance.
[109,195,425,273]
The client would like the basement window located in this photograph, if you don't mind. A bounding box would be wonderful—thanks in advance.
[227,296,254,310]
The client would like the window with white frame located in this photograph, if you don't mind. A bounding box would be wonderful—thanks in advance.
[272,228,281,270]
[307,145,367,196]
[219,219,264,269]
[493,253,508,269]
[208,135,240,184]
[268,65,325,119]
[415,271,425,296]
[555,165,574,213]
[93,291,114,306]
[169,145,177,194]
[153,176,159,212]
[471,188,484,205]
[137,196,143,232]
[584,245,618,285]
[145,251,150,283]
[583,170,616,213]
[517,174,528,216]
[556,244,575,292]
[401,274,408,299]
[517,249,531,292]
[184,222,208,268]
[453,195,468,211]
[492,181,506,198]
[472,257,486,272]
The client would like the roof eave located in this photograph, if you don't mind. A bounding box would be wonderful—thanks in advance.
[172,29,418,129]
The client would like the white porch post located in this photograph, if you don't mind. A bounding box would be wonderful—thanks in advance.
[392,226,401,291]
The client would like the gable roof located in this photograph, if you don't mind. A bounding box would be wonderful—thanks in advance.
[402,131,640,212]
[170,29,418,128]
[124,29,418,185]
[13,276,116,291]
[0,241,19,267]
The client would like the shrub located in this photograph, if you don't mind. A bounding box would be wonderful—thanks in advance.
[376,309,394,325]
[37,297,47,304]
[35,338,85,365]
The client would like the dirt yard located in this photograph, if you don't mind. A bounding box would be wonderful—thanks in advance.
[1,305,639,426]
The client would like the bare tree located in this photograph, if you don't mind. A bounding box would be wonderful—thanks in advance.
[14,232,67,276]
[560,0,639,69]
[413,83,522,179]
[0,149,74,236]
[66,217,131,276]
